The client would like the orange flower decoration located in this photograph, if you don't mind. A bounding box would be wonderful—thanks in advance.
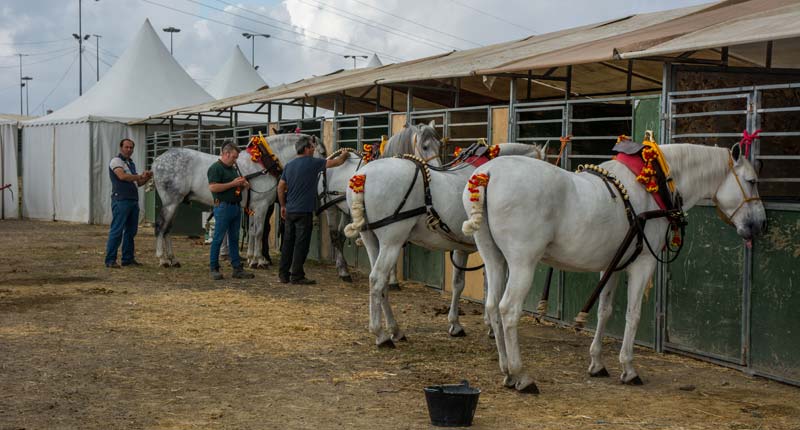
[467,173,490,202]
[636,146,660,193]
[453,146,462,158]
[349,175,366,194]
[487,145,500,159]
[362,144,374,163]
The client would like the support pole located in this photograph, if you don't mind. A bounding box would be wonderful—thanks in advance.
[405,87,413,120]
[508,77,517,142]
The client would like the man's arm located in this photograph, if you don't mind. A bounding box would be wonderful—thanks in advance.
[277,179,288,219]
[325,151,349,168]
[113,167,150,186]
[209,177,247,193]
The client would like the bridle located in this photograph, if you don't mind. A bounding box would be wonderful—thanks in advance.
[412,133,441,163]
[713,153,761,226]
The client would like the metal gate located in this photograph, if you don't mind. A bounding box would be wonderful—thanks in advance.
[665,83,800,384]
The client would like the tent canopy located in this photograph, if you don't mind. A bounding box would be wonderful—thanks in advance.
[206,46,268,99]
[28,19,213,125]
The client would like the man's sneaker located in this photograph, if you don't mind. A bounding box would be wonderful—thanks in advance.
[278,274,290,284]
[210,270,224,281]
[121,260,143,267]
[232,267,254,279]
[105,262,121,269]
[291,278,316,285]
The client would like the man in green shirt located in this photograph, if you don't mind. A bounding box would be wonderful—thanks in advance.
[207,141,255,281]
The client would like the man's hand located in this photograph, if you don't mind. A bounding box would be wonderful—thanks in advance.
[280,206,287,220]
[233,176,248,188]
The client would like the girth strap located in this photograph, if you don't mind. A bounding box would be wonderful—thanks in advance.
[366,162,424,230]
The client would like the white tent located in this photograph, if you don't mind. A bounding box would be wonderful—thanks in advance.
[366,54,383,68]
[21,19,213,224]
[0,115,26,219]
[206,46,268,99]
[205,46,322,122]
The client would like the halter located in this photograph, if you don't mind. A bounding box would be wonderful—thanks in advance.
[712,153,761,226]
[316,148,362,215]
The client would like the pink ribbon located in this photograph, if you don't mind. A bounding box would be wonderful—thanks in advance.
[740,129,761,158]
[294,127,302,134]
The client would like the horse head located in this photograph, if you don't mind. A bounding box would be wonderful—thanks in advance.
[413,120,443,167]
[712,143,767,241]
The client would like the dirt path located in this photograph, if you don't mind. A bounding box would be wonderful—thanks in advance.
[1,220,798,429]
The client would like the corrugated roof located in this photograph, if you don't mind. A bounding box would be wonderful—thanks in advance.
[140,0,800,122]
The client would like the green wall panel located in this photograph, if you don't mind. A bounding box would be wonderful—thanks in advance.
[751,209,800,381]
[404,244,443,289]
[522,265,560,318]
[667,206,744,363]
[632,97,661,143]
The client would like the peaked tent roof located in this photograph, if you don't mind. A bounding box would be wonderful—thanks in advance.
[28,19,213,125]
[206,46,268,99]
[366,54,383,68]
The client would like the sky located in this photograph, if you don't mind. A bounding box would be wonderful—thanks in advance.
[0,0,714,117]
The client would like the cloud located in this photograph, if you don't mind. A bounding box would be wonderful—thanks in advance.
[0,0,714,116]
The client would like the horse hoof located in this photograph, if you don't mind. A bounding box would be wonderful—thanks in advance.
[448,325,466,337]
[393,333,407,342]
[257,263,270,269]
[622,375,644,386]
[160,262,171,268]
[487,329,495,339]
[377,338,396,349]
[388,283,401,291]
[516,376,539,394]
[340,275,353,283]
[502,375,516,388]
[589,367,610,378]
[171,262,181,268]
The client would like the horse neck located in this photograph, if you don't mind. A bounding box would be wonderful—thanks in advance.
[382,128,413,156]
[267,134,302,165]
[660,144,730,210]
[496,143,542,159]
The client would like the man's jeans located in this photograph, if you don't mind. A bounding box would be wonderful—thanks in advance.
[279,213,313,281]
[210,202,242,271]
[105,199,139,265]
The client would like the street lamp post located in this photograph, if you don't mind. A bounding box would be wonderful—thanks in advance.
[75,0,99,96]
[162,26,181,55]
[17,53,27,116]
[241,33,270,69]
[21,77,32,116]
[343,54,368,69]
[92,34,101,81]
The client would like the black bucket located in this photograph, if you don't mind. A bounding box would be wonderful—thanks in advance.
[423,380,481,427]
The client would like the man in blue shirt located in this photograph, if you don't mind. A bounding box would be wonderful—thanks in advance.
[104,138,152,268]
[277,136,347,284]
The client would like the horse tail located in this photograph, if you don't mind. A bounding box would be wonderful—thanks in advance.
[462,172,490,236]
[344,174,367,238]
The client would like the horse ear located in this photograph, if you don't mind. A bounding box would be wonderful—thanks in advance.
[428,119,436,128]
[731,142,742,165]
[541,140,550,159]
[271,127,278,135]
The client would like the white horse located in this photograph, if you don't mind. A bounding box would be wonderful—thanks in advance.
[344,143,547,347]
[152,133,326,268]
[461,143,766,392]
[319,121,443,283]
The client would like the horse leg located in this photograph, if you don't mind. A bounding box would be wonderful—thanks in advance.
[387,257,401,291]
[362,231,404,347]
[220,235,229,260]
[483,273,495,339]
[473,225,509,379]
[619,257,657,385]
[249,203,269,269]
[447,250,468,337]
[155,201,179,268]
[588,271,620,377]
[500,255,541,394]
[331,209,352,281]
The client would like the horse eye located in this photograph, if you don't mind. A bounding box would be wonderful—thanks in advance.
[747,179,757,186]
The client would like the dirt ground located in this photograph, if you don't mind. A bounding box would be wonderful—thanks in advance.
[1,220,799,430]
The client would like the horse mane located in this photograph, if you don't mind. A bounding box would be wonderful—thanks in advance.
[382,126,414,156]
[496,142,544,159]
[659,144,730,203]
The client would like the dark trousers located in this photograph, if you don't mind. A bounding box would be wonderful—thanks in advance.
[279,213,313,281]
[210,202,242,271]
[105,199,139,265]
